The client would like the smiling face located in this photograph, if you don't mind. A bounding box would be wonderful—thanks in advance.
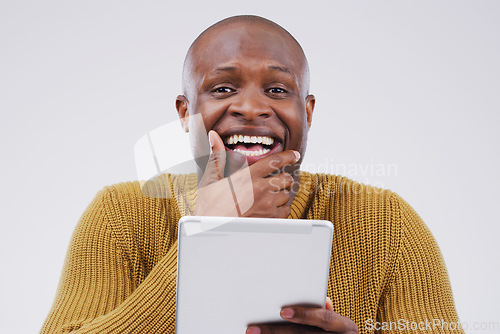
[177,19,315,177]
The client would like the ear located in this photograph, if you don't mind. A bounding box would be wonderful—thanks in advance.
[305,94,315,129]
[176,95,189,132]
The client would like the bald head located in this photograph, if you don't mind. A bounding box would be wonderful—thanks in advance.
[182,15,310,99]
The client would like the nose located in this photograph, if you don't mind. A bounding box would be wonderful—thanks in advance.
[228,88,272,121]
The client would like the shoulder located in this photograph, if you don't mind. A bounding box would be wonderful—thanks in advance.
[95,176,184,229]
[389,192,441,256]
[97,173,188,216]
[302,171,431,249]
[87,177,182,269]
[89,179,167,236]
[92,180,166,220]
[72,180,149,233]
[308,172,437,257]
[100,179,144,200]
[100,179,157,205]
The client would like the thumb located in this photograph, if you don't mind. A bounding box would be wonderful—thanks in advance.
[325,296,334,311]
[201,130,226,185]
[208,129,225,155]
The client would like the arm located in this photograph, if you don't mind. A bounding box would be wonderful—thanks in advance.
[374,193,463,333]
[41,186,179,333]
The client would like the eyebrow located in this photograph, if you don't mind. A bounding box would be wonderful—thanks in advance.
[211,65,292,74]
[267,65,291,74]
[213,66,238,73]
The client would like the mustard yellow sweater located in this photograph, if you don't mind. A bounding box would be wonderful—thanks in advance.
[41,172,463,333]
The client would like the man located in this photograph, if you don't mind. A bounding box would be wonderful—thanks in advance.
[41,15,463,333]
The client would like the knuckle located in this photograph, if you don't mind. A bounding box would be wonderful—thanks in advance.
[279,172,289,181]
[268,177,280,192]
[254,187,264,197]
[283,172,293,184]
[321,310,336,326]
[294,307,307,319]
[269,154,283,167]
[280,192,290,203]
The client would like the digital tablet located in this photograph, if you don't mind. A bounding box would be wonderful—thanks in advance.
[175,216,334,334]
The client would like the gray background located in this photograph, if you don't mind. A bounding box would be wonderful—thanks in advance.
[1,0,499,333]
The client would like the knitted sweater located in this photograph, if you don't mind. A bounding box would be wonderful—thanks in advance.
[41,172,463,333]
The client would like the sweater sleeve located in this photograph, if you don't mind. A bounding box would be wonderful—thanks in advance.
[40,187,179,334]
[374,193,464,333]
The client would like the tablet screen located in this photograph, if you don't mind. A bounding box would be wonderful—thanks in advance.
[175,216,333,334]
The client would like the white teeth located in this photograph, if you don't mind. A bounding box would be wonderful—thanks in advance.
[224,134,275,145]
[224,134,275,157]
[233,148,271,156]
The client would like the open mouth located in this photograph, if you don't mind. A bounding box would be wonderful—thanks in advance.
[223,134,282,158]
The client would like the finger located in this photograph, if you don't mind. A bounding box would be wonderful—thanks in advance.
[200,130,226,186]
[276,190,291,207]
[280,307,358,333]
[248,323,326,334]
[251,150,300,178]
[275,204,291,218]
[208,129,225,153]
[267,173,294,192]
[325,297,334,311]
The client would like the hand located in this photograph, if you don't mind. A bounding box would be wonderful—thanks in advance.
[195,130,300,218]
[246,297,359,334]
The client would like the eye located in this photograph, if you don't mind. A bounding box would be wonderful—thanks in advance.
[212,86,235,94]
[266,87,288,96]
